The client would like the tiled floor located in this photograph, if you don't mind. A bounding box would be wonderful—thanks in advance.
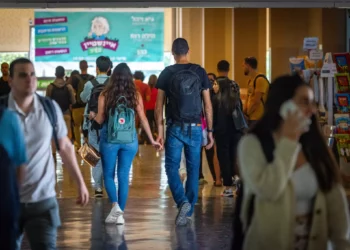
[21,145,233,250]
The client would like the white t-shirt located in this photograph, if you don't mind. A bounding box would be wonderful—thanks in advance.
[8,93,67,203]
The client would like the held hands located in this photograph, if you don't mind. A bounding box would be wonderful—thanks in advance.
[151,138,163,151]
[155,136,164,151]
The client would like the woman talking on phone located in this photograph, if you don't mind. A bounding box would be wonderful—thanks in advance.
[236,74,350,250]
[92,63,162,225]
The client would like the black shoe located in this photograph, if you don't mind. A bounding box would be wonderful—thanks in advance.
[95,188,103,198]
[175,202,191,226]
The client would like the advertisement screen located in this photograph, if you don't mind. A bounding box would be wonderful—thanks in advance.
[34,10,164,63]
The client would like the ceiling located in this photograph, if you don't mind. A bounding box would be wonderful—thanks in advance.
[2,0,350,8]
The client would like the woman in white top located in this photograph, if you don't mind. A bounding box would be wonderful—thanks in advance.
[236,74,350,250]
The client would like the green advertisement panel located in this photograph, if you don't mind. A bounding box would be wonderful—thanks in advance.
[34,11,164,63]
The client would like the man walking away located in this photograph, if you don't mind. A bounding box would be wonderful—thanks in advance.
[214,60,243,196]
[80,56,111,198]
[71,60,95,151]
[134,71,151,142]
[46,66,76,141]
[155,38,214,226]
[1,58,89,250]
[0,62,11,97]
[242,57,269,127]
[0,107,27,250]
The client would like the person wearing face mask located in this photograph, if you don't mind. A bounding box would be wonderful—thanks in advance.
[233,74,350,250]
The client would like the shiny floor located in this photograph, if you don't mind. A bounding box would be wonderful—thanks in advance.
[22,145,234,250]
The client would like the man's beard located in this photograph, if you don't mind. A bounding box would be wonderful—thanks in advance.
[244,70,249,76]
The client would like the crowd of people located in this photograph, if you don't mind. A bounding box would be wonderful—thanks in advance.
[1,36,350,250]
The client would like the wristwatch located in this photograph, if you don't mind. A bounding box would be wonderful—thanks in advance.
[207,129,213,133]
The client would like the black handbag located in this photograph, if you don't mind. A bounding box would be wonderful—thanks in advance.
[232,101,248,131]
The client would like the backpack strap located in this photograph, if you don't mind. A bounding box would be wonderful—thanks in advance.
[117,96,127,103]
[0,106,5,120]
[103,77,109,85]
[75,74,83,82]
[253,74,269,105]
[37,95,60,151]
[253,74,269,89]
[91,79,100,87]
[0,94,60,151]
[0,95,9,107]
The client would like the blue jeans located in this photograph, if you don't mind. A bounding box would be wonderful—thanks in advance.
[88,126,103,190]
[165,124,202,216]
[16,197,60,250]
[100,125,138,211]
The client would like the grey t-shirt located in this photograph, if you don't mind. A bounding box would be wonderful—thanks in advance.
[8,93,67,203]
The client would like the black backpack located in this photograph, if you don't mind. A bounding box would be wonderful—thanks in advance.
[50,84,71,112]
[253,74,270,106]
[87,78,109,114]
[75,74,95,106]
[0,94,60,151]
[0,107,20,250]
[232,129,275,250]
[168,64,202,123]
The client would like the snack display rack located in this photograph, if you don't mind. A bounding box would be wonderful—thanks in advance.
[289,53,337,152]
[332,53,350,163]
[290,48,350,181]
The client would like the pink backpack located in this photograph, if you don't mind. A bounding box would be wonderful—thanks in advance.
[201,113,207,130]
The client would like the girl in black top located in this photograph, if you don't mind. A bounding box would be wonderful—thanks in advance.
[213,78,242,196]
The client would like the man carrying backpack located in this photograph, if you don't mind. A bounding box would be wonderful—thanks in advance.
[155,38,214,226]
[242,57,269,127]
[46,66,76,143]
[2,58,89,250]
[71,60,95,151]
[80,56,111,198]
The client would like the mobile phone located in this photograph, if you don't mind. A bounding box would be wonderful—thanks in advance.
[279,100,298,120]
[279,100,311,131]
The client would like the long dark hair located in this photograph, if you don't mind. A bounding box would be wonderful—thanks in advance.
[215,79,238,114]
[102,63,138,115]
[148,74,157,89]
[251,74,340,192]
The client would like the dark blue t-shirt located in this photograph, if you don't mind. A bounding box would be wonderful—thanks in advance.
[156,63,211,123]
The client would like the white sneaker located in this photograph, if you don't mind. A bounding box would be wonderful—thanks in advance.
[116,214,125,225]
[233,175,240,185]
[221,189,234,197]
[105,204,123,224]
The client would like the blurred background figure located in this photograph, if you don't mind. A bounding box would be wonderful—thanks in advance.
[0,62,10,97]
[144,74,158,143]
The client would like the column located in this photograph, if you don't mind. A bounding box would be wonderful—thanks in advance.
[204,8,234,76]
[233,8,267,88]
[181,8,205,66]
